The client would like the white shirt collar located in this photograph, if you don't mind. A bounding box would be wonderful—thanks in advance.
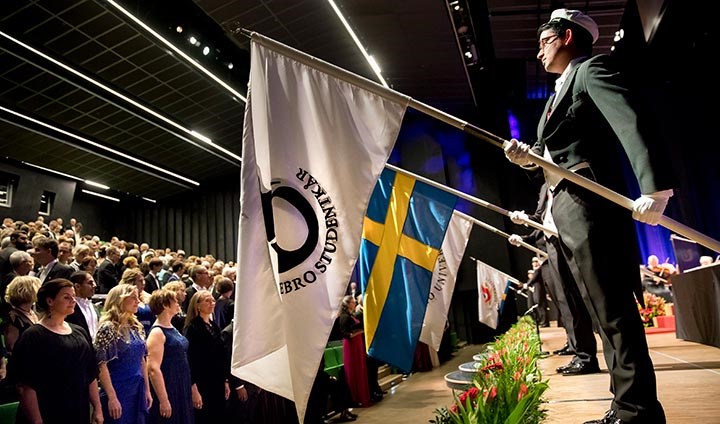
[554,56,587,97]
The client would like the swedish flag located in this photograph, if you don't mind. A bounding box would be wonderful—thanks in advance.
[360,168,458,372]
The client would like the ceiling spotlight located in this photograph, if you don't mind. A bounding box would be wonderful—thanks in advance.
[454,5,461,10]
[464,51,473,58]
[202,46,210,55]
[227,63,234,70]
[189,35,197,44]
[176,26,183,33]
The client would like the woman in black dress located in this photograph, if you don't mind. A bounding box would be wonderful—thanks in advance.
[184,291,229,423]
[8,278,102,424]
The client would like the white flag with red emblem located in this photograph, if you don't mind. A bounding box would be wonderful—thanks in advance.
[476,260,512,329]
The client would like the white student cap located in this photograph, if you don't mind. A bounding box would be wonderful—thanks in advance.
[550,8,599,44]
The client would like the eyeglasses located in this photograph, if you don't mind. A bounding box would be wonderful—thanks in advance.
[538,34,560,49]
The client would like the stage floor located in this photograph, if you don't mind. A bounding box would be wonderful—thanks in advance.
[346,325,720,423]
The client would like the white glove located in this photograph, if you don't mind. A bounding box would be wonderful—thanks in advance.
[508,234,523,247]
[503,139,532,167]
[632,189,673,225]
[509,210,529,225]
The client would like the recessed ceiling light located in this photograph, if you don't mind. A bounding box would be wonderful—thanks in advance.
[176,26,183,33]
[105,0,247,105]
[85,180,110,190]
[228,63,233,70]
[189,35,197,44]
[1,105,200,187]
[202,46,210,55]
[326,0,388,88]
[82,189,120,202]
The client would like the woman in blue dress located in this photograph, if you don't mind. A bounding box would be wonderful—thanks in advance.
[95,283,152,424]
[147,289,194,424]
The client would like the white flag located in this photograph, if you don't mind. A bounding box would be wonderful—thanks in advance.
[233,39,408,422]
[420,212,472,351]
[476,260,512,329]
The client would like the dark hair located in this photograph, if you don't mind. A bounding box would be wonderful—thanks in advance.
[215,277,234,296]
[10,231,27,243]
[36,278,73,313]
[538,18,593,56]
[69,271,90,286]
[149,258,163,269]
[33,237,59,258]
[171,260,185,273]
[79,256,97,271]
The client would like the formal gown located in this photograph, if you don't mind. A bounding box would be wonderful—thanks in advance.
[184,316,228,424]
[339,311,370,406]
[8,324,96,424]
[148,326,194,424]
[95,323,148,424]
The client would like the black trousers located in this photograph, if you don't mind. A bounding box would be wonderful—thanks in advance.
[528,269,549,325]
[545,239,597,364]
[550,178,665,423]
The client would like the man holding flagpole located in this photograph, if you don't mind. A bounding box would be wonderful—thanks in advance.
[504,8,671,424]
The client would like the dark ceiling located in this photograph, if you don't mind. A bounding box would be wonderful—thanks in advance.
[0,0,628,202]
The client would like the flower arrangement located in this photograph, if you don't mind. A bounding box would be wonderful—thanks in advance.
[637,292,666,327]
[431,316,548,424]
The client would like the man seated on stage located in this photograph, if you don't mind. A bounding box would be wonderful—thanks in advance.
[699,255,714,267]
[641,255,674,302]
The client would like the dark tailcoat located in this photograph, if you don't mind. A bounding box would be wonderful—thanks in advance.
[531,55,671,422]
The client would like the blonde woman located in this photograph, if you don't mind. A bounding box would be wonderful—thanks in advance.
[184,291,229,423]
[121,268,153,335]
[95,283,152,423]
[2,276,41,354]
[147,289,193,424]
[0,276,40,381]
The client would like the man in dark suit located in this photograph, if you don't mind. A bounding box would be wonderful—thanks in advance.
[504,8,671,424]
[30,237,73,285]
[1,250,34,301]
[183,264,211,313]
[96,246,121,294]
[0,231,29,281]
[66,271,99,339]
[144,257,163,293]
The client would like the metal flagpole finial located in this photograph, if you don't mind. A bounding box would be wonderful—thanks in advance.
[228,23,254,39]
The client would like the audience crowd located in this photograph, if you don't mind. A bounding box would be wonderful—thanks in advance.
[0,215,383,423]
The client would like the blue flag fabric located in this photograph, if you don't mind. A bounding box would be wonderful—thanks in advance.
[360,168,457,372]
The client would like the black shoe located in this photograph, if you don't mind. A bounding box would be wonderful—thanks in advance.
[584,409,624,424]
[337,410,357,422]
[552,343,570,354]
[555,357,579,373]
[557,347,575,355]
[561,360,601,376]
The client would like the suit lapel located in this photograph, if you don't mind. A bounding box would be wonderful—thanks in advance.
[537,94,555,138]
[540,64,582,136]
